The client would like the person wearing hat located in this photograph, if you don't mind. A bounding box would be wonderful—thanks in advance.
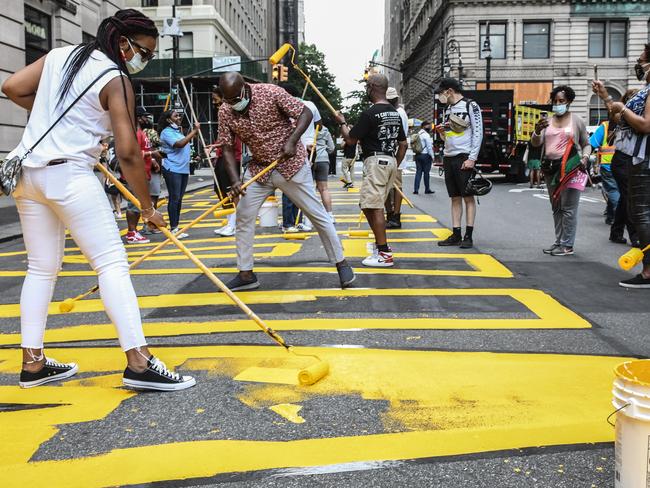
[385,87,408,229]
[435,77,483,249]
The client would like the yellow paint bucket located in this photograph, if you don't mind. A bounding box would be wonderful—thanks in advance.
[612,360,650,487]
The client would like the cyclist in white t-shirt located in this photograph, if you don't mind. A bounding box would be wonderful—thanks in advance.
[2,9,195,392]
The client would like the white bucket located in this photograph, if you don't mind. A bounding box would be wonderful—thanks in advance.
[612,360,650,488]
[258,199,278,228]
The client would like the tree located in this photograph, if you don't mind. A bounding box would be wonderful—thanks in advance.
[286,43,342,134]
[343,88,371,127]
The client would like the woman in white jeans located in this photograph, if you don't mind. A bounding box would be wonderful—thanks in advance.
[1,9,195,391]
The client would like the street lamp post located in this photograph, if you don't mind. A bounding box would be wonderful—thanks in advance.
[482,23,492,90]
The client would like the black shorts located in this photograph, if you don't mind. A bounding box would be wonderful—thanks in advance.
[312,161,329,182]
[443,153,473,197]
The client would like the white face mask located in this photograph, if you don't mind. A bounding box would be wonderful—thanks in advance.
[169,122,180,130]
[124,39,149,74]
[553,104,568,116]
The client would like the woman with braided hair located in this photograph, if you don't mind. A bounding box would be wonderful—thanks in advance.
[1,9,196,391]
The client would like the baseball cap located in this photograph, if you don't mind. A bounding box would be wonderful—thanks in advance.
[434,77,462,94]
[135,106,151,117]
[386,87,399,100]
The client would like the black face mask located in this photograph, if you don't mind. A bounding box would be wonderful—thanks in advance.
[635,62,650,82]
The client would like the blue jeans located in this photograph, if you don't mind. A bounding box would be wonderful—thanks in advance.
[414,153,432,192]
[282,193,300,227]
[162,168,188,229]
[600,165,619,220]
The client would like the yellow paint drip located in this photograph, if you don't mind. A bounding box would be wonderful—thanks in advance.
[269,404,306,424]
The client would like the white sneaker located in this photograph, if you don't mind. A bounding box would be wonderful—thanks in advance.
[171,228,189,239]
[126,231,150,244]
[296,223,313,232]
[283,226,300,233]
[362,250,394,267]
[214,225,235,237]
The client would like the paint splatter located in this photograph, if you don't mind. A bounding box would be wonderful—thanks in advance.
[269,404,306,424]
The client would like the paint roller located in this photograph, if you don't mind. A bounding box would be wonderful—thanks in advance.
[619,244,650,271]
[60,160,282,313]
[94,165,330,386]
[348,211,370,238]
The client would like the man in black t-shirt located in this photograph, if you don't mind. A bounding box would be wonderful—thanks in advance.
[335,73,408,267]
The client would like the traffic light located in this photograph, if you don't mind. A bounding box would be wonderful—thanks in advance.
[280,64,289,82]
[272,64,280,82]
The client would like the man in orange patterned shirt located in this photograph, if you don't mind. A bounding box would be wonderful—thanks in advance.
[217,72,354,291]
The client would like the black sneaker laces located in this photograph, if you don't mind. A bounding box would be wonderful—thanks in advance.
[149,357,181,381]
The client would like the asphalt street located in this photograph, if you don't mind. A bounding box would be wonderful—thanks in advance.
[0,160,646,487]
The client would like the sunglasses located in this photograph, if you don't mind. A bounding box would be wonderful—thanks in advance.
[225,85,246,105]
[129,38,156,61]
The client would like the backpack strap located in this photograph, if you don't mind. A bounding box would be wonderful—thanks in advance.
[22,67,121,160]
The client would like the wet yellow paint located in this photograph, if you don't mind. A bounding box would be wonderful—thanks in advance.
[269,404,306,424]
[0,345,628,487]
[235,367,299,385]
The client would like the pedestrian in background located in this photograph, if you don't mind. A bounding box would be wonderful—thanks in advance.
[532,85,591,257]
[590,119,618,225]
[141,108,162,227]
[1,8,194,391]
[526,141,543,188]
[158,109,200,239]
[313,124,336,222]
[435,77,483,249]
[385,87,408,229]
[340,141,358,188]
[413,120,434,195]
[594,43,650,288]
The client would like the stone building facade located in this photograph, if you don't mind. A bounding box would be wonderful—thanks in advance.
[384,0,650,123]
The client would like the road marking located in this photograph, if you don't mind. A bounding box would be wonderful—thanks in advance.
[0,289,590,329]
[0,345,627,487]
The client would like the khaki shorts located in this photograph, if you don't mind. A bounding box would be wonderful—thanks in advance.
[394,167,403,187]
[360,155,397,209]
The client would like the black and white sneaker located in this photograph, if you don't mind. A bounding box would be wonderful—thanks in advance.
[123,356,196,391]
[619,274,650,289]
[438,234,462,247]
[225,272,260,291]
[19,357,79,388]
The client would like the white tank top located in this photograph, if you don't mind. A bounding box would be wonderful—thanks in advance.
[8,45,123,168]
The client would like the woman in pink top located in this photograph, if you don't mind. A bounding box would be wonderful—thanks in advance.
[531,85,591,256]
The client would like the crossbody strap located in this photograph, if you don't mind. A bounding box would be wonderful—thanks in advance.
[22,66,121,160]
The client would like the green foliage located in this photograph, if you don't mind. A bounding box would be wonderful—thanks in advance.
[343,89,371,127]
[286,43,342,134]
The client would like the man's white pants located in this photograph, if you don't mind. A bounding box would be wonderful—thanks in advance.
[236,162,344,270]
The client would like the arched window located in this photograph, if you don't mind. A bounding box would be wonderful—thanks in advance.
[589,87,621,126]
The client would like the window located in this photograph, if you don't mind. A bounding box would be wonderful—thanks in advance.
[82,31,95,44]
[480,22,506,59]
[589,89,621,126]
[589,21,627,58]
[523,22,550,59]
[24,5,51,65]
[179,32,193,58]
[141,0,158,6]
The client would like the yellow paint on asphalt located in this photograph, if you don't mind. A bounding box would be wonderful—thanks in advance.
[268,403,305,423]
[0,288,589,329]
[0,345,628,487]
[236,367,299,385]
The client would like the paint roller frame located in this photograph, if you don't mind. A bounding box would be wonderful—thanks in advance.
[87,165,330,386]
[60,160,282,313]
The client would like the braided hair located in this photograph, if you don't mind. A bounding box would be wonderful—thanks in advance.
[58,9,158,105]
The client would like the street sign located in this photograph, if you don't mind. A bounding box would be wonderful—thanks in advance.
[212,55,241,72]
